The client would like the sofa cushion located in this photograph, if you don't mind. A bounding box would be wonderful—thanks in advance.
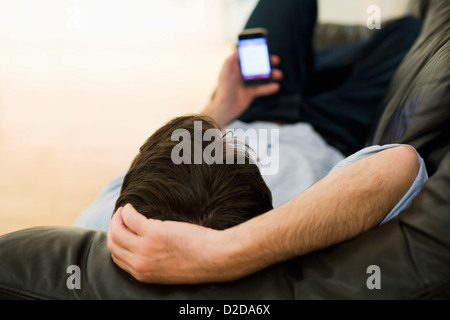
[368,0,450,175]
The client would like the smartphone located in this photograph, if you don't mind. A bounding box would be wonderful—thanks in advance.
[238,28,272,86]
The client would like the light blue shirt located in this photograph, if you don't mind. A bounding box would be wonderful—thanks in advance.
[74,121,428,231]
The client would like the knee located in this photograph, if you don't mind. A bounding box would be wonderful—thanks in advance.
[389,16,423,39]
[378,16,423,50]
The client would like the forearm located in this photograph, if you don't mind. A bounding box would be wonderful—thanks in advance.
[215,146,419,280]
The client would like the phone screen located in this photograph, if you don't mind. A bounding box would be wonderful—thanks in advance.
[238,37,271,81]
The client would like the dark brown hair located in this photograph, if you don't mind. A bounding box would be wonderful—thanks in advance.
[114,115,273,230]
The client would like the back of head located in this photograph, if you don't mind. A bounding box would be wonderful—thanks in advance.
[114,115,273,230]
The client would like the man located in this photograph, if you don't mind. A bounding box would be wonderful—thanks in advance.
[75,0,426,283]
[114,114,274,230]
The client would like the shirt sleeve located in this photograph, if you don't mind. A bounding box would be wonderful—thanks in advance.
[328,144,429,225]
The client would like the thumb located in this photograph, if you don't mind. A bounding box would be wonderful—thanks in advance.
[121,203,150,235]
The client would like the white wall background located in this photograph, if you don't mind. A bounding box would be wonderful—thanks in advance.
[0,0,411,49]
[228,0,411,41]
[319,0,410,24]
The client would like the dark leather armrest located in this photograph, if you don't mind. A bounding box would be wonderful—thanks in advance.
[0,226,292,300]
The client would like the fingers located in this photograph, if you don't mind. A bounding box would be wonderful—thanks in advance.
[250,66,283,97]
[110,252,141,280]
[271,68,283,81]
[252,82,281,97]
[107,206,140,253]
[270,55,282,81]
[121,203,151,236]
[270,54,281,66]
[107,206,149,280]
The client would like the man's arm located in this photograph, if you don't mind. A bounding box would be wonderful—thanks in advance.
[107,145,419,284]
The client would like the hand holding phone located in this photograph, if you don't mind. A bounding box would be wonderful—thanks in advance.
[238,28,272,86]
[202,40,282,128]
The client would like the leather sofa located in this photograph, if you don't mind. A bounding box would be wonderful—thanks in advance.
[0,0,449,300]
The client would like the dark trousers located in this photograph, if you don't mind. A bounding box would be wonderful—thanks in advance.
[238,0,422,156]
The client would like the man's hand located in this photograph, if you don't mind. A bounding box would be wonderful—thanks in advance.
[201,50,283,128]
[107,204,241,284]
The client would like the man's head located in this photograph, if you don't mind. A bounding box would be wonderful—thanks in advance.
[114,115,273,230]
